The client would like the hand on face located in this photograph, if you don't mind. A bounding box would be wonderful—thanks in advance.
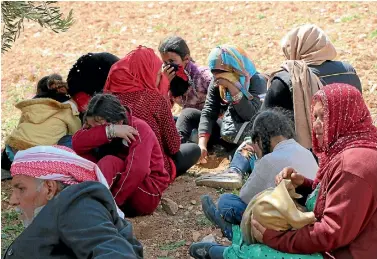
[162,65,176,82]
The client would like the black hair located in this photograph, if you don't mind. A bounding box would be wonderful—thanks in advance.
[169,76,190,97]
[67,52,120,97]
[158,36,191,60]
[84,94,129,159]
[249,108,295,156]
[84,94,128,125]
[34,74,70,103]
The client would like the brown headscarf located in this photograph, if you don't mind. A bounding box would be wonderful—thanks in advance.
[267,24,337,149]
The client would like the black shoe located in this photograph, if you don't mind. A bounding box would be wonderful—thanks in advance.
[189,242,218,259]
[201,195,233,239]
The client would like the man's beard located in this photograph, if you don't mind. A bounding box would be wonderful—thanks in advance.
[15,205,45,228]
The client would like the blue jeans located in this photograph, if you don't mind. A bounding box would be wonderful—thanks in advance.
[229,141,256,175]
[57,135,73,149]
[218,193,247,225]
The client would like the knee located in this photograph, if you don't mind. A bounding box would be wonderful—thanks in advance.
[97,155,125,171]
[218,193,239,211]
[178,108,199,121]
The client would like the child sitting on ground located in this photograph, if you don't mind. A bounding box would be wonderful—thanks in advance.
[4,74,81,162]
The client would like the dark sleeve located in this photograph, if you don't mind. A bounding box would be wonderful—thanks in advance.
[58,194,143,259]
[295,177,314,206]
[263,76,293,111]
[231,73,266,120]
[198,78,222,136]
[155,96,181,155]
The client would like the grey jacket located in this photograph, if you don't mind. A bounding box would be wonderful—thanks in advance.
[3,181,143,259]
[239,139,318,204]
[198,73,267,144]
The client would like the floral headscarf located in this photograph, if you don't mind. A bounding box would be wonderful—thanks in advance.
[207,45,257,103]
[311,83,377,187]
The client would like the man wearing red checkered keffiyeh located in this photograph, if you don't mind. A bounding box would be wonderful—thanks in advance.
[5,145,143,259]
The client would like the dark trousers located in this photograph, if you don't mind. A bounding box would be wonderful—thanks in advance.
[176,108,229,150]
[172,143,201,176]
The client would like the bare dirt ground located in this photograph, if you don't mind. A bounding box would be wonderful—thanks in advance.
[1,2,377,258]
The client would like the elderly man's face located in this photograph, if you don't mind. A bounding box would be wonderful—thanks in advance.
[9,175,49,227]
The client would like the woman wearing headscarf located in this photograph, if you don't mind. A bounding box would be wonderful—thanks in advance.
[189,83,377,259]
[262,24,362,149]
[104,46,201,181]
[196,45,267,187]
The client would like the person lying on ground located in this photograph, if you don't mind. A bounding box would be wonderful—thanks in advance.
[4,145,143,259]
[103,46,201,180]
[196,108,317,239]
[189,83,377,259]
[262,24,362,150]
[72,94,170,216]
[197,45,267,164]
[3,74,81,166]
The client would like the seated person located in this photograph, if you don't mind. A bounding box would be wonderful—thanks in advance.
[72,94,170,216]
[5,145,143,259]
[104,46,201,180]
[197,45,267,164]
[4,74,81,164]
[66,52,120,115]
[197,108,318,239]
[262,24,362,149]
[158,36,212,141]
[190,84,377,259]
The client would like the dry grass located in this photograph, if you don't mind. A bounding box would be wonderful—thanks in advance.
[1,2,377,257]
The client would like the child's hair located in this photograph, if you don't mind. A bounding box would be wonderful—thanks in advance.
[84,94,128,125]
[169,75,190,97]
[67,52,120,97]
[158,36,191,60]
[36,74,63,94]
[34,74,70,103]
[249,108,295,156]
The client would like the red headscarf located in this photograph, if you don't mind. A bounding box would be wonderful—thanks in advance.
[103,46,169,97]
[311,83,377,187]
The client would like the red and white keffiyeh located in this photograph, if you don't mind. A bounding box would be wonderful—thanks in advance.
[11,145,125,218]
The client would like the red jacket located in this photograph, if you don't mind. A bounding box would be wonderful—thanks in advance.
[72,115,170,207]
[114,90,181,182]
[263,148,377,259]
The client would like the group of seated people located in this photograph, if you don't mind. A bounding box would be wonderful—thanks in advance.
[1,24,376,259]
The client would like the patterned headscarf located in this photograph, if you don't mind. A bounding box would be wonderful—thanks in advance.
[311,83,377,187]
[207,45,257,103]
[11,145,125,218]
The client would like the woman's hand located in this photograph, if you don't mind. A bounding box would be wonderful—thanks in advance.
[113,125,139,144]
[162,65,176,82]
[252,218,266,243]
[275,167,305,188]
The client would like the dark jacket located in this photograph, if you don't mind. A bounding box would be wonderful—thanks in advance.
[198,72,267,144]
[263,60,362,111]
[3,181,143,259]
